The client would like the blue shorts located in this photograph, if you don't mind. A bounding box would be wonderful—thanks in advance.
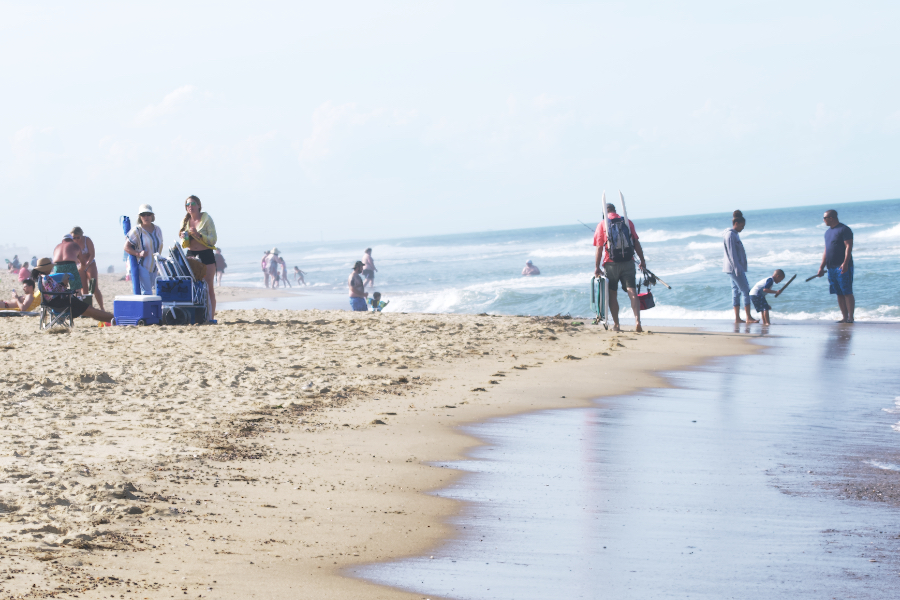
[349,297,368,312]
[751,295,771,313]
[827,265,853,295]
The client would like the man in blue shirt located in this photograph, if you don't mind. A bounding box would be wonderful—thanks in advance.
[815,209,854,323]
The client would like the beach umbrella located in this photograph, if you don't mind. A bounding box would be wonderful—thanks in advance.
[121,216,141,295]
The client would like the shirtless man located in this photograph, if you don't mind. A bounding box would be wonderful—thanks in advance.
[361,248,377,288]
[522,260,541,276]
[52,234,83,292]
[348,261,368,311]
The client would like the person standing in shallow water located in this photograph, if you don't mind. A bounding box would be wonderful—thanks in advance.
[361,248,377,288]
[593,202,647,332]
[815,209,854,323]
[348,261,368,311]
[722,210,758,324]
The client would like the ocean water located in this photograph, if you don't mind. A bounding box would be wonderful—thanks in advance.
[220,198,900,321]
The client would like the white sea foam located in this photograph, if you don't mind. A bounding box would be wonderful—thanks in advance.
[686,241,722,250]
[741,228,811,237]
[749,249,824,265]
[657,262,709,277]
[609,303,900,323]
[872,223,900,240]
[530,243,594,259]
[639,228,723,243]
[866,460,900,471]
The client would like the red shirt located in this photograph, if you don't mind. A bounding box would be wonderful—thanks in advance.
[592,213,639,264]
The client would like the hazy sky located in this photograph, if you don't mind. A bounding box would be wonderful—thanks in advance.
[2,0,898,258]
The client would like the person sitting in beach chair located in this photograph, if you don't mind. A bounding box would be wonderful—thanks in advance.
[33,258,112,329]
[1,279,41,313]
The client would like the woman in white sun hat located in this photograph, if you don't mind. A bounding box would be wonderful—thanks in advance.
[123,204,164,295]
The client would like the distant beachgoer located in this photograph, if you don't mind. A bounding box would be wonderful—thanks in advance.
[2,278,40,312]
[179,195,218,319]
[31,256,37,268]
[266,248,281,288]
[17,262,30,282]
[522,260,540,276]
[261,251,271,288]
[71,226,104,310]
[294,266,307,286]
[593,202,648,332]
[11,255,20,270]
[368,291,388,312]
[214,248,227,287]
[722,210,758,324]
[362,248,377,288]
[124,205,164,296]
[348,261,368,311]
[750,269,786,326]
[32,258,113,322]
[107,265,115,274]
[278,255,291,288]
[52,234,83,292]
[815,209,854,323]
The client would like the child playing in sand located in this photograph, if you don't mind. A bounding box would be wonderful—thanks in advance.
[367,291,388,312]
[750,269,785,325]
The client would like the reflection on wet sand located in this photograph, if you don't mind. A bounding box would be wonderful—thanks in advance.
[360,322,900,599]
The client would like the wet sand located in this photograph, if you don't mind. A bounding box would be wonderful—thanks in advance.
[0,292,749,598]
[361,322,900,599]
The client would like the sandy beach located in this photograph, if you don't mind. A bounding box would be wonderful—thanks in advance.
[0,270,752,599]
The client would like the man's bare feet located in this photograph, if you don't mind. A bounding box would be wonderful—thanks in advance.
[612,323,621,332]
[734,319,745,324]
[635,323,643,332]
[746,318,760,324]
[835,319,847,323]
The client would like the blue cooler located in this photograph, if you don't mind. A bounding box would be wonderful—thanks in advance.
[114,295,162,326]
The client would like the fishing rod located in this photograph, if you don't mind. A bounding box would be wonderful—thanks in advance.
[578,218,672,289]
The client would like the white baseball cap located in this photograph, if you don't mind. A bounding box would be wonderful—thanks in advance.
[138,204,154,215]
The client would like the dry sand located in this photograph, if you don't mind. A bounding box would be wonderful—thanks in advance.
[0,269,753,599]
[3,271,294,312]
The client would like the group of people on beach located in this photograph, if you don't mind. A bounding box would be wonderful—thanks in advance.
[261,249,307,288]
[347,248,387,312]
[124,196,220,319]
[723,208,855,324]
[590,202,857,331]
[2,196,223,324]
[3,229,112,322]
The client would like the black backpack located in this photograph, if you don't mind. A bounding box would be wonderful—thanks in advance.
[607,216,635,263]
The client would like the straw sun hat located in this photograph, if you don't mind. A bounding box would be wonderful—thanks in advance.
[34,257,54,274]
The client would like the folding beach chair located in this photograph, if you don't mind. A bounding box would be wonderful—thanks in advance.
[155,244,211,325]
[37,277,78,331]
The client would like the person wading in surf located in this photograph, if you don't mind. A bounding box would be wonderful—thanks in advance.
[722,210,759,324]
[814,209,855,323]
[593,202,647,332]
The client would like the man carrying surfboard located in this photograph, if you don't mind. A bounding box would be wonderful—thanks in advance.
[593,201,647,332]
